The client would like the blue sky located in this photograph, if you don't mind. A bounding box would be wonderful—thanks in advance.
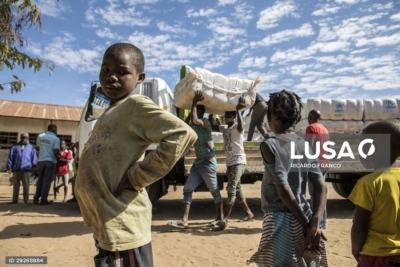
[1,0,399,107]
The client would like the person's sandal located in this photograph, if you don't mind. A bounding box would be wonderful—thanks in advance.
[239,214,255,222]
[210,220,227,231]
[167,221,188,229]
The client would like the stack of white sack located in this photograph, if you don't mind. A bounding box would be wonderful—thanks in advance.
[174,66,262,115]
[363,99,400,129]
[300,99,365,133]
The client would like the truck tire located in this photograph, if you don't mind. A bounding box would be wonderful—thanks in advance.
[332,181,355,199]
[146,179,168,204]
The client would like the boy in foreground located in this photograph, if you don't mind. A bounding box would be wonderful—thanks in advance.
[349,119,400,267]
[75,43,197,267]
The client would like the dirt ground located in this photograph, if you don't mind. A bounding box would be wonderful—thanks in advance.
[0,182,356,267]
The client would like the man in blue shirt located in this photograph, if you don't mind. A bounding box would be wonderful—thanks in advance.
[6,133,37,204]
[33,124,60,205]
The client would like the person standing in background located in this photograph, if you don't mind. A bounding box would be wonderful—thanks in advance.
[246,93,269,141]
[33,124,60,205]
[305,109,330,230]
[54,140,72,202]
[6,133,37,204]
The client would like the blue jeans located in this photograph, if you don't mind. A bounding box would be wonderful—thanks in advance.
[308,170,328,229]
[183,161,222,204]
[34,161,56,203]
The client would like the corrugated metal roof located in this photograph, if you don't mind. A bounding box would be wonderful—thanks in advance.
[0,100,84,121]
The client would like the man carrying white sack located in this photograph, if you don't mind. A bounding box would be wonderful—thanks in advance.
[246,93,269,141]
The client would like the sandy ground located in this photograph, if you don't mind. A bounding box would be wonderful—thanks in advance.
[0,182,356,267]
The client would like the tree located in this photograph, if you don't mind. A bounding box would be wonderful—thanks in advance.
[0,0,55,93]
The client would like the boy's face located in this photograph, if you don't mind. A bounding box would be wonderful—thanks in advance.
[99,50,145,103]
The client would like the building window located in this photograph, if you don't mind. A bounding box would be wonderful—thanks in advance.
[28,133,39,146]
[0,132,18,149]
[57,135,73,146]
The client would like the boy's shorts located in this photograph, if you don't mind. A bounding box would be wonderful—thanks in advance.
[358,255,400,267]
[94,240,153,267]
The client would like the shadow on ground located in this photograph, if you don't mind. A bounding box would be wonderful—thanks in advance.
[0,196,81,217]
[0,221,91,239]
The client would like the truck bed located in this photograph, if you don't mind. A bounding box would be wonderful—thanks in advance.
[183,141,264,177]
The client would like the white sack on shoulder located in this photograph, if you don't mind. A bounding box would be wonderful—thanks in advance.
[174,66,261,114]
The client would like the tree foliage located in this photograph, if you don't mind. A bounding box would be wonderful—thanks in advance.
[0,0,54,93]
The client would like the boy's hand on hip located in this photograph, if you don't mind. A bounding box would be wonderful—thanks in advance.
[113,172,134,197]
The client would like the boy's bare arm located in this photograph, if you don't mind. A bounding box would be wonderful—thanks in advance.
[308,176,327,230]
[351,205,371,262]
[191,90,204,126]
[236,97,246,133]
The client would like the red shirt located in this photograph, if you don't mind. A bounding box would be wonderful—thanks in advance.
[305,122,330,166]
[56,150,72,176]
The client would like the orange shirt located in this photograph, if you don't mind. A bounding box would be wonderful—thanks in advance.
[305,122,330,166]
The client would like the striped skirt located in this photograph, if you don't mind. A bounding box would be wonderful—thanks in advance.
[247,210,328,267]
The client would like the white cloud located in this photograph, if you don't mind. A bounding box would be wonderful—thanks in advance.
[203,56,230,70]
[95,27,122,39]
[312,4,340,16]
[232,3,253,24]
[87,3,152,26]
[34,0,69,17]
[187,8,217,18]
[256,1,297,30]
[156,22,196,36]
[124,0,158,5]
[207,17,246,42]
[251,23,314,47]
[390,12,400,21]
[217,0,238,6]
[356,33,400,47]
[270,48,313,63]
[26,32,103,74]
[335,0,365,4]
[309,41,350,53]
[238,57,267,70]
[316,22,338,41]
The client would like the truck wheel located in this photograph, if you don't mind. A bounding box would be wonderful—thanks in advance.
[146,179,168,204]
[332,181,355,198]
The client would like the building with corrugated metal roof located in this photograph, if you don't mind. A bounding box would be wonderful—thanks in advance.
[0,99,83,171]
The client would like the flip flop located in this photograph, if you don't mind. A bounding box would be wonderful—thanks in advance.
[207,219,218,227]
[210,220,227,231]
[167,221,188,229]
[238,215,254,222]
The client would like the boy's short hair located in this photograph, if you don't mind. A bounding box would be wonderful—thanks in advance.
[362,119,400,164]
[105,43,145,73]
[362,120,400,153]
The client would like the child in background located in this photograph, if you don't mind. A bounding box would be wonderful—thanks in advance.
[168,90,224,230]
[74,43,197,267]
[211,96,254,229]
[54,140,72,202]
[348,120,400,267]
[247,89,328,267]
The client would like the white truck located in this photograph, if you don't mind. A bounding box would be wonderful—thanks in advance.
[77,75,400,202]
[293,98,400,198]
